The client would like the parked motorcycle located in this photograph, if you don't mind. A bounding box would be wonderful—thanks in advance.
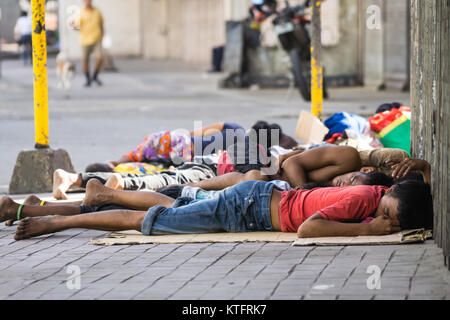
[251,0,328,101]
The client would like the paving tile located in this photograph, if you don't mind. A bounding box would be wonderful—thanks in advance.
[373,294,407,300]
[304,294,338,300]
[408,295,446,300]
[337,295,374,300]
[1,223,449,301]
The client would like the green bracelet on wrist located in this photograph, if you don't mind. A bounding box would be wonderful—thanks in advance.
[17,204,24,221]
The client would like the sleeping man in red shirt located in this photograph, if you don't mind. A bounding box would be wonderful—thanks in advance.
[6,172,433,240]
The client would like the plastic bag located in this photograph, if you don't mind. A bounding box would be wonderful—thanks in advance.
[324,112,369,140]
[369,106,411,133]
[369,108,412,156]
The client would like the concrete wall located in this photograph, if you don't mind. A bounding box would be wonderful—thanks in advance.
[322,0,361,79]
[56,0,408,82]
[0,0,22,43]
[140,0,169,60]
[362,0,409,88]
[224,0,251,20]
[141,0,226,65]
[59,0,142,59]
[59,0,228,64]
[384,0,409,89]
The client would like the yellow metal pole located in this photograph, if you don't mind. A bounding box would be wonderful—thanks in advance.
[311,0,323,120]
[31,0,49,148]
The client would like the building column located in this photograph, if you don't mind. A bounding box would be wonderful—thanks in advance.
[410,0,450,268]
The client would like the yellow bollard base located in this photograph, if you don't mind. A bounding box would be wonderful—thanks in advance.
[8,149,75,195]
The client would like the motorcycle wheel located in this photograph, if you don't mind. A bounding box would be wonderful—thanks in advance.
[289,49,311,102]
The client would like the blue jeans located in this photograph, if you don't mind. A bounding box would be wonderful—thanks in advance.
[141,181,277,235]
[181,180,291,200]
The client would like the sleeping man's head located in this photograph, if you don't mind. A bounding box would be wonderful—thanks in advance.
[331,171,394,188]
[374,180,433,230]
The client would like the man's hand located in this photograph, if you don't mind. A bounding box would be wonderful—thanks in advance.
[386,158,431,184]
[368,215,401,236]
[389,158,421,178]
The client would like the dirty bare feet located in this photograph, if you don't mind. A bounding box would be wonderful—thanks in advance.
[24,195,43,206]
[0,196,19,224]
[82,179,114,207]
[4,195,43,226]
[105,173,125,190]
[53,169,81,200]
[4,220,15,227]
[14,216,64,240]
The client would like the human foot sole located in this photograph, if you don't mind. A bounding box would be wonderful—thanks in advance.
[14,216,65,240]
[0,197,17,224]
[82,179,113,207]
[53,169,77,200]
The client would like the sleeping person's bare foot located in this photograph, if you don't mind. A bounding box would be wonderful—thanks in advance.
[53,169,81,200]
[82,179,114,207]
[5,195,43,227]
[14,216,64,240]
[105,173,125,190]
[24,195,43,206]
[0,196,18,224]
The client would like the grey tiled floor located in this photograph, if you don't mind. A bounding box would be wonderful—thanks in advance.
[0,217,449,300]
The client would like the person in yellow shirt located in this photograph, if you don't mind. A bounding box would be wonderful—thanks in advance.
[74,0,104,87]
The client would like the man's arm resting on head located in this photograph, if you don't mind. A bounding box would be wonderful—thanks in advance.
[279,156,308,188]
[297,214,400,238]
[390,158,431,185]
[279,146,361,189]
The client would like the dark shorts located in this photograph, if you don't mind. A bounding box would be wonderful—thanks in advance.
[80,204,130,214]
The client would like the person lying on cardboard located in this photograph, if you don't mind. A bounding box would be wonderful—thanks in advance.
[1,169,393,228]
[6,143,414,223]
[173,145,423,192]
[51,121,296,200]
[0,157,432,240]
[51,145,411,201]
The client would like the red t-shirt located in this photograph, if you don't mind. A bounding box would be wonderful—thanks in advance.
[217,145,270,176]
[278,185,388,233]
[217,151,235,176]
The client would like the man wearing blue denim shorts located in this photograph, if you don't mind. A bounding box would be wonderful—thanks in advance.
[141,180,280,235]
[9,172,433,240]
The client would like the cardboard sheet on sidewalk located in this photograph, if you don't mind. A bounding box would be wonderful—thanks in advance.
[90,231,298,246]
[90,229,432,246]
[293,229,432,246]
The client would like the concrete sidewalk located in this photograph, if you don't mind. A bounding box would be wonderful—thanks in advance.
[0,58,448,300]
[0,207,449,300]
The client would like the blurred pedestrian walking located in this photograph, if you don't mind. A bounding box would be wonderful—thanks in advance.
[72,0,104,87]
[14,11,33,65]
